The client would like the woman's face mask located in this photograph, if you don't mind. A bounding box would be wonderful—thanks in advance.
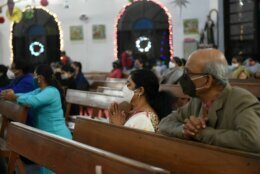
[122,85,136,103]
[61,73,70,80]
[231,63,239,68]
[7,69,15,79]
[169,62,176,68]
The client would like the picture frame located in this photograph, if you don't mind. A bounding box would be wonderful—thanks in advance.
[70,25,84,41]
[92,24,106,40]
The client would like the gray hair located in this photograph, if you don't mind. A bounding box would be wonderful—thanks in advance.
[203,61,229,86]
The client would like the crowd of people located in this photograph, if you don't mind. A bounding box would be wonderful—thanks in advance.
[0,48,260,173]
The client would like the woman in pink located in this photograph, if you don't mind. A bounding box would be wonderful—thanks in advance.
[108,61,124,78]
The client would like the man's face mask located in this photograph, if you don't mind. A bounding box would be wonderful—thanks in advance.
[179,69,208,97]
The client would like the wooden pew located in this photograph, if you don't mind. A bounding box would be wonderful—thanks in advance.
[229,79,260,98]
[7,122,170,174]
[0,99,28,173]
[73,117,260,174]
[84,71,109,81]
[65,89,124,123]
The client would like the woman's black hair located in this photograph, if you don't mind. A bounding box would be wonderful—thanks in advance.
[0,64,8,75]
[173,57,183,67]
[72,61,82,73]
[35,64,65,114]
[112,60,121,69]
[130,69,174,120]
[62,64,75,73]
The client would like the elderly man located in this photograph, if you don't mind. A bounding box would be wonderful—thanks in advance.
[159,49,260,153]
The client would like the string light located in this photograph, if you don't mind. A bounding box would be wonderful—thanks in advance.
[9,6,64,61]
[114,0,174,59]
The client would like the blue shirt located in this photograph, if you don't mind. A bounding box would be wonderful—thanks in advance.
[17,86,72,139]
[0,73,36,93]
[75,73,89,91]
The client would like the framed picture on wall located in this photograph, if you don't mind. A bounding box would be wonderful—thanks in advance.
[70,25,84,41]
[183,19,199,35]
[92,24,106,40]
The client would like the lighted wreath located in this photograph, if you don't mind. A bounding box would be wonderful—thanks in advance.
[29,41,44,56]
[135,36,152,53]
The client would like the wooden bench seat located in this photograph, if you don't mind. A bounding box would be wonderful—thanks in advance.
[7,122,170,174]
[73,117,260,174]
[0,99,28,173]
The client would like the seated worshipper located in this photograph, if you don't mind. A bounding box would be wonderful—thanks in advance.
[229,56,251,79]
[160,57,184,84]
[60,50,71,66]
[60,64,80,116]
[121,50,133,71]
[159,49,260,153]
[0,64,11,87]
[245,57,260,74]
[0,60,36,126]
[60,64,77,90]
[71,61,89,91]
[0,59,36,93]
[2,64,72,174]
[108,60,124,78]
[109,69,173,132]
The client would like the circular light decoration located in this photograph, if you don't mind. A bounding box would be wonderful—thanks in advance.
[29,41,45,56]
[135,36,152,53]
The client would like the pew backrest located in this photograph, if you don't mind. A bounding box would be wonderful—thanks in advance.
[0,100,27,138]
[73,117,260,174]
[7,122,170,174]
[65,89,124,120]
[229,79,260,98]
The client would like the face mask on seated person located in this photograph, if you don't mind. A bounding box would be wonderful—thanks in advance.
[179,73,208,97]
[169,62,176,68]
[61,73,70,80]
[122,85,137,103]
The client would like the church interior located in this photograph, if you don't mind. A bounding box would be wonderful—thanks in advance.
[0,0,260,173]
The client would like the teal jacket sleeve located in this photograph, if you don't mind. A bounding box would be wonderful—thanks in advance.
[17,88,57,109]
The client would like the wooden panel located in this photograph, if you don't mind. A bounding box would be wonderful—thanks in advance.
[229,79,260,98]
[7,122,170,174]
[73,117,260,174]
[0,100,27,123]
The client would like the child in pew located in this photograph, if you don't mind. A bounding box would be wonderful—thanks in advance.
[109,69,174,132]
[3,64,72,174]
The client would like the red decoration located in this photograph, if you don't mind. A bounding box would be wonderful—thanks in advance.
[0,16,5,24]
[40,0,49,7]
